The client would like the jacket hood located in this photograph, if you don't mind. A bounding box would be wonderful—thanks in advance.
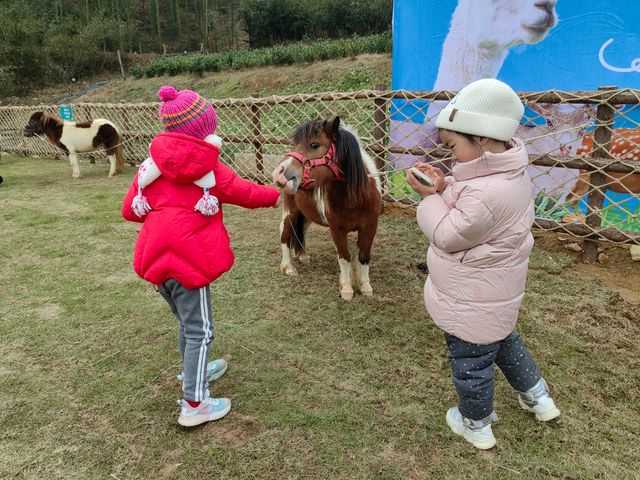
[452,137,528,182]
[149,132,220,183]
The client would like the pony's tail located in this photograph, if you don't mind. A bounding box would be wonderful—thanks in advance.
[288,214,307,256]
[115,144,125,173]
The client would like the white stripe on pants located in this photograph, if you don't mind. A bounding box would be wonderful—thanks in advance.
[157,279,215,402]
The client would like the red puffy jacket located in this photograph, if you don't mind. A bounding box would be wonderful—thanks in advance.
[122,132,280,289]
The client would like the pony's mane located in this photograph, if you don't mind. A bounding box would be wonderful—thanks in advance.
[291,118,322,145]
[292,118,372,205]
[35,111,63,128]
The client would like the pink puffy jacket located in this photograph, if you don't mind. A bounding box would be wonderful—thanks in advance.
[416,138,534,344]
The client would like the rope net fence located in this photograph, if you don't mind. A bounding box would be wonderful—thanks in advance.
[1,88,638,252]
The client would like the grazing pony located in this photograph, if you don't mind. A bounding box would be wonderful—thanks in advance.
[272,116,382,300]
[24,111,124,179]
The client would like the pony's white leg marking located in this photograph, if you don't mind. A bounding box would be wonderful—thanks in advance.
[279,206,299,275]
[108,154,117,177]
[355,261,373,297]
[280,243,298,276]
[69,152,80,179]
[279,205,288,236]
[631,244,640,261]
[338,257,354,301]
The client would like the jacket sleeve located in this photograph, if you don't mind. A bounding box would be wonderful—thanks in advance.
[416,190,494,253]
[214,162,280,208]
[121,175,145,223]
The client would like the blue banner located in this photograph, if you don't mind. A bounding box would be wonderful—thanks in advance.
[390,0,640,231]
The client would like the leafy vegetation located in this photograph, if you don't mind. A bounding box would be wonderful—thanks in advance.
[132,32,392,78]
[0,0,391,96]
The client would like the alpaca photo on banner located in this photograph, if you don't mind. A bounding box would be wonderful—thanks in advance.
[389,0,640,235]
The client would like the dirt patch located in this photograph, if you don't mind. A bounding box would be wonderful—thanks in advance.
[37,303,63,320]
[533,231,640,299]
[206,414,259,448]
[383,201,415,219]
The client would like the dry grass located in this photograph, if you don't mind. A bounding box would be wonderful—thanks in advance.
[1,155,639,479]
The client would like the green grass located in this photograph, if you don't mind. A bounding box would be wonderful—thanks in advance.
[81,59,390,103]
[1,156,639,479]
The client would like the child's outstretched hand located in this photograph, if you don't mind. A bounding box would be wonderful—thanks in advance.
[273,194,282,208]
[407,163,446,198]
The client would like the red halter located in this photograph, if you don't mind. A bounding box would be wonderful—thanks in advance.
[285,143,344,190]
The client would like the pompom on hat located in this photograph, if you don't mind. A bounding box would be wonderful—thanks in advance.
[435,78,524,141]
[157,86,218,140]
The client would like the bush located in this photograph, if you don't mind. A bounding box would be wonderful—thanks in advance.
[138,31,391,78]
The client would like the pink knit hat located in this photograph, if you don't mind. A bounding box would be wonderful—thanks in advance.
[157,86,218,140]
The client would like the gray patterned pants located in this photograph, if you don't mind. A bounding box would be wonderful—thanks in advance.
[445,331,541,421]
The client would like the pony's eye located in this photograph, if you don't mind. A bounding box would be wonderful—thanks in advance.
[310,142,320,149]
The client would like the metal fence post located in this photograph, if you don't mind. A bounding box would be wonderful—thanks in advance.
[582,86,617,263]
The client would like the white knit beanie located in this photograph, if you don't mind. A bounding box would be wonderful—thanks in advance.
[435,79,524,141]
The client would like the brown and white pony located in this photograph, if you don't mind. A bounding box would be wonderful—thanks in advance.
[272,116,382,300]
[24,111,124,179]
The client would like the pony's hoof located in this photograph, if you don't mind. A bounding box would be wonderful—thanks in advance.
[109,172,116,177]
[360,285,373,297]
[340,289,354,301]
[279,263,298,276]
[298,253,311,264]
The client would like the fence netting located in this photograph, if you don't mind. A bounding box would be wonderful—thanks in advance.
[1,88,638,245]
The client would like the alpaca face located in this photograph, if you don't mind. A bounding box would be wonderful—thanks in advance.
[459,0,558,48]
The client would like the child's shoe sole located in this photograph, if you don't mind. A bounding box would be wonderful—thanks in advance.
[518,397,561,422]
[446,409,496,450]
[178,402,231,427]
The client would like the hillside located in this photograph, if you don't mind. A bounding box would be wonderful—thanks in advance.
[7,54,391,105]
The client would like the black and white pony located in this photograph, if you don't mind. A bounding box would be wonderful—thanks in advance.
[24,111,124,179]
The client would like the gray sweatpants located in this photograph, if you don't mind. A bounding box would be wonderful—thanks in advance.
[445,331,541,421]
[158,279,215,402]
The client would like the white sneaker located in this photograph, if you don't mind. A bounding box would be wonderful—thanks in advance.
[518,395,560,421]
[446,407,497,450]
[518,378,561,422]
[177,397,231,427]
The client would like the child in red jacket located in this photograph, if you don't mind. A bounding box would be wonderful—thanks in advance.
[122,86,280,427]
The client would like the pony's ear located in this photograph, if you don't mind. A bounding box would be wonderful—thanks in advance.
[325,115,340,138]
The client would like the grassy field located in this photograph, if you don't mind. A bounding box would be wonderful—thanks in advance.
[1,155,639,479]
[4,53,391,106]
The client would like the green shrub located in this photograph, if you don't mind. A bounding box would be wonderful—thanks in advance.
[137,31,391,78]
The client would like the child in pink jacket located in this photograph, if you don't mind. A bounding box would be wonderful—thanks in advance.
[407,79,560,450]
[122,86,280,427]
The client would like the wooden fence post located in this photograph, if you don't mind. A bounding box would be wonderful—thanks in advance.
[117,49,126,79]
[373,84,389,191]
[251,104,264,184]
[582,86,617,263]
